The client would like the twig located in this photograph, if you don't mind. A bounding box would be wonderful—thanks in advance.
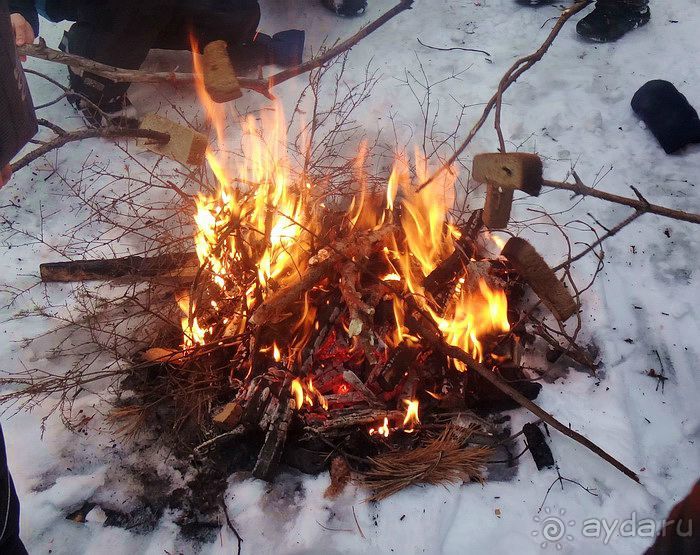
[416,38,490,57]
[222,502,243,555]
[538,466,598,512]
[544,177,700,225]
[552,210,644,272]
[352,506,366,539]
[417,1,593,191]
[10,128,170,173]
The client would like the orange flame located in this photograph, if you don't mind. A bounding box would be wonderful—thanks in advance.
[176,292,210,349]
[369,417,390,438]
[290,377,328,411]
[402,399,420,432]
[291,378,304,410]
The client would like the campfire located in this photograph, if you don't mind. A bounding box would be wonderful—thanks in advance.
[126,79,567,494]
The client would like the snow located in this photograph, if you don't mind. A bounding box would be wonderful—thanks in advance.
[2,0,699,553]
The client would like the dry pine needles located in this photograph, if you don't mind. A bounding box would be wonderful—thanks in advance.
[361,424,494,501]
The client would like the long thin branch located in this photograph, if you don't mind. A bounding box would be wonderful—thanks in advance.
[544,177,700,225]
[10,128,170,173]
[18,1,414,97]
[18,40,269,95]
[416,0,592,191]
[408,301,640,483]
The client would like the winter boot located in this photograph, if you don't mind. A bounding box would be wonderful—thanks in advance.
[576,0,650,43]
[59,31,139,128]
[321,0,368,17]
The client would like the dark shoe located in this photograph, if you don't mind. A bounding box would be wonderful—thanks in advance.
[229,30,304,71]
[59,31,139,128]
[631,80,700,154]
[68,93,140,129]
[577,3,650,42]
[321,0,368,17]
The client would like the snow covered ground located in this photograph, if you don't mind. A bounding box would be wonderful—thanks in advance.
[2,0,699,553]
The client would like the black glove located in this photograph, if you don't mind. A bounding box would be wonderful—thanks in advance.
[631,80,700,154]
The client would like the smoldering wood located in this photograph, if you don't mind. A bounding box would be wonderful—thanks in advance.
[252,379,294,481]
[342,370,383,407]
[40,252,199,282]
[422,209,483,301]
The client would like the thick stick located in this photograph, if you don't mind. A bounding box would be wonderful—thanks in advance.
[18,41,269,95]
[249,225,397,326]
[408,303,640,483]
[11,128,170,174]
[40,252,198,282]
[544,178,700,225]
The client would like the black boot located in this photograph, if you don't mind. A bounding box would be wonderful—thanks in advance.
[59,30,140,128]
[321,0,368,17]
[577,1,650,43]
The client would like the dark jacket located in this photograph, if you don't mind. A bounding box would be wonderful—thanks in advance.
[0,425,28,555]
[1,0,37,168]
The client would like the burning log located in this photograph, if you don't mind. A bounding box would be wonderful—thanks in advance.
[318,408,403,433]
[501,237,578,321]
[422,209,483,302]
[39,252,198,282]
[249,226,396,327]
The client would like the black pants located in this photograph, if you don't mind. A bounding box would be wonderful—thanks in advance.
[55,0,261,100]
[0,426,27,555]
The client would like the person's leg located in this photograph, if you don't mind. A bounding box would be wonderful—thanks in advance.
[577,0,651,42]
[153,0,261,53]
[154,1,303,70]
[57,0,176,125]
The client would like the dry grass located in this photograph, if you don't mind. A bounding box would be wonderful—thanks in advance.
[361,424,494,501]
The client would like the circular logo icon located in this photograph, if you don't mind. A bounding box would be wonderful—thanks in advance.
[532,506,576,550]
